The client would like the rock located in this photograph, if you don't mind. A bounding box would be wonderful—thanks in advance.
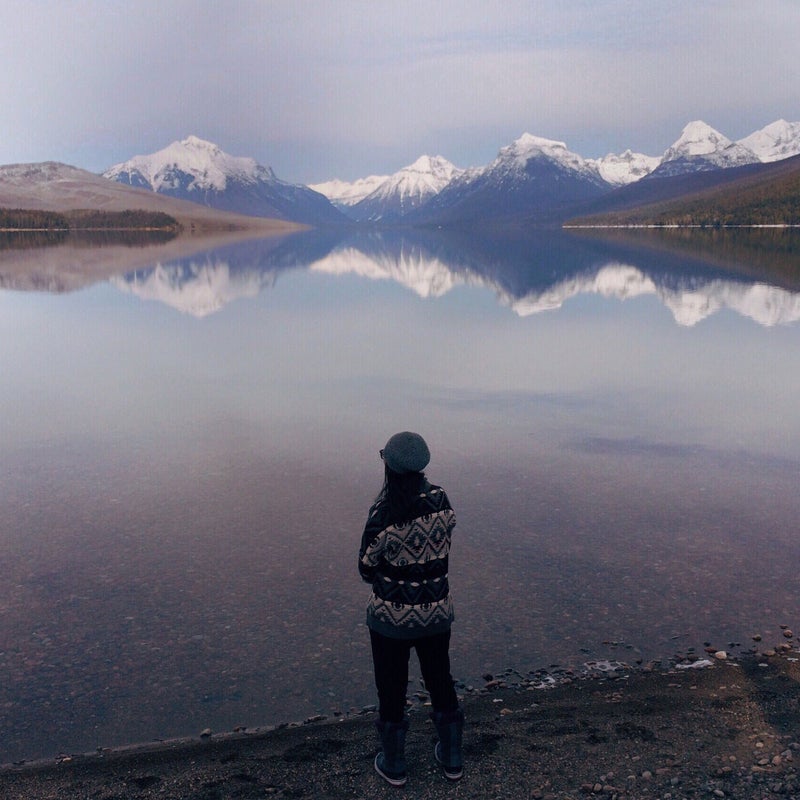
[199,728,212,738]
[783,629,793,638]
[714,650,728,660]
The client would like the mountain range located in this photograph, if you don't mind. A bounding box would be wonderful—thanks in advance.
[3,118,799,230]
[306,119,800,225]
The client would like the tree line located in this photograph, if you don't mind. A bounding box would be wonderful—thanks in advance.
[0,208,180,231]
[0,208,68,230]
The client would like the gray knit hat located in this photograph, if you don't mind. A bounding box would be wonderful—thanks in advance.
[382,431,430,474]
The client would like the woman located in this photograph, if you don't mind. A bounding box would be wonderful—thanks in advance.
[358,431,463,786]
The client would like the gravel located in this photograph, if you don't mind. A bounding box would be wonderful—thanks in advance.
[2,651,799,799]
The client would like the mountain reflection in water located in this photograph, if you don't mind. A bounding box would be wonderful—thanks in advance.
[111,227,800,326]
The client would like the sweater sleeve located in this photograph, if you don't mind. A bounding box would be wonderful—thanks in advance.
[358,501,385,583]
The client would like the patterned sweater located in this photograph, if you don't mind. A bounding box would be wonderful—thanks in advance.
[358,482,456,639]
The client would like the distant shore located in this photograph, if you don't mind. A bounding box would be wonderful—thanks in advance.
[563,223,800,229]
[2,650,799,800]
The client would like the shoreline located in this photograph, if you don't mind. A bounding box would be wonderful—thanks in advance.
[0,646,748,770]
[3,649,800,799]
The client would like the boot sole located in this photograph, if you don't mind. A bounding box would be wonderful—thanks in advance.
[435,742,463,781]
[374,754,407,787]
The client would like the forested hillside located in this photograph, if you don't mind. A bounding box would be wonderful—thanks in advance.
[568,155,800,227]
[0,208,179,231]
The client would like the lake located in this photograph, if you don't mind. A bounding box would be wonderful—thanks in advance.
[1,226,799,763]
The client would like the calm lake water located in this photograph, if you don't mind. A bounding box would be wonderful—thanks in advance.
[1,227,800,762]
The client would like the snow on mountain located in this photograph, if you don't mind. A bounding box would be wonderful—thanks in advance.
[308,174,389,207]
[648,121,760,178]
[589,150,661,185]
[347,155,464,222]
[367,155,462,203]
[738,119,800,163]
[104,135,272,193]
[104,136,345,225]
[494,134,601,180]
[417,133,609,224]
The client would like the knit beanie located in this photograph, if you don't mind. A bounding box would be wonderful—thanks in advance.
[383,431,430,474]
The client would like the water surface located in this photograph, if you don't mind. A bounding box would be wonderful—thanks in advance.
[1,228,799,762]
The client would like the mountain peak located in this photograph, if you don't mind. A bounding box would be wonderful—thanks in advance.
[405,154,453,173]
[394,154,461,183]
[104,137,272,193]
[341,155,463,221]
[589,149,661,185]
[309,174,390,207]
[181,134,219,149]
[491,132,601,185]
[738,119,800,163]
[671,120,735,155]
[650,120,759,178]
[500,133,569,163]
[103,137,344,225]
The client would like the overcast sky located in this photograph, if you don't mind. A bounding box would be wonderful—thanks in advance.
[1,0,799,184]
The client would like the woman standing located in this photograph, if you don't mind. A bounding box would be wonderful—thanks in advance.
[358,431,463,787]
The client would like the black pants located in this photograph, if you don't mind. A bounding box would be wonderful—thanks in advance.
[369,628,458,723]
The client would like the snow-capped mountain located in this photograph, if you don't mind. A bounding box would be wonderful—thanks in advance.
[738,119,800,163]
[589,150,661,185]
[104,136,345,225]
[647,121,759,179]
[344,155,464,222]
[308,174,389,208]
[415,133,610,225]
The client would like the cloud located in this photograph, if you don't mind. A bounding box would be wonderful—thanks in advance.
[0,0,798,182]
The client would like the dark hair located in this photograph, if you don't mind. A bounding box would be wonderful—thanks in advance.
[375,466,427,526]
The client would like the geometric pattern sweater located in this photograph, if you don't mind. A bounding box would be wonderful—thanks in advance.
[359,482,456,639]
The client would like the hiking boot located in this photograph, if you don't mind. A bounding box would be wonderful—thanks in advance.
[374,718,408,787]
[431,708,463,781]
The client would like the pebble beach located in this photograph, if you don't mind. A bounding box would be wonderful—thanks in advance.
[2,645,800,800]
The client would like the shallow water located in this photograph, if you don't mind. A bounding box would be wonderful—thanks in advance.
[1,228,799,762]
